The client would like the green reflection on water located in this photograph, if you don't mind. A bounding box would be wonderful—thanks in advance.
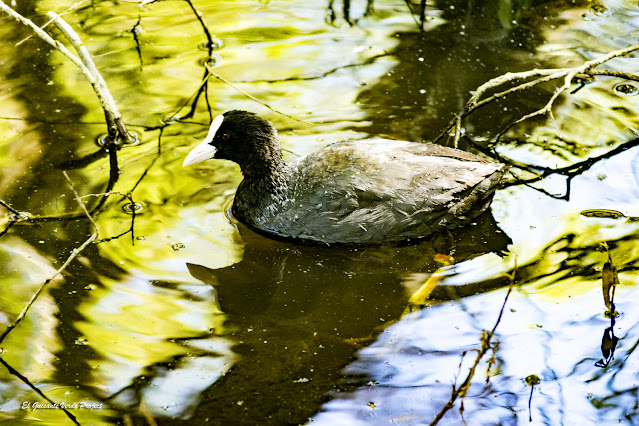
[1,0,639,424]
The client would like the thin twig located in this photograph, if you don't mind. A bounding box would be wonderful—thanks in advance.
[15,0,89,46]
[234,52,392,84]
[0,3,131,143]
[434,71,566,144]
[429,262,517,425]
[184,0,213,54]
[206,67,313,125]
[0,221,15,238]
[63,171,98,233]
[0,232,96,344]
[166,74,211,122]
[471,42,639,105]
[0,199,22,216]
[131,16,144,70]
[468,69,564,106]
[0,2,92,86]
[0,173,100,345]
[589,69,639,83]
[0,357,81,425]
[452,115,461,148]
[77,190,137,244]
[401,0,423,31]
[0,0,94,90]
[5,186,142,229]
[469,71,566,117]
[500,135,639,200]
[46,11,131,142]
[495,73,571,142]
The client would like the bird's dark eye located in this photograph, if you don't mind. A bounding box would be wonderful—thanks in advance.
[221,133,231,141]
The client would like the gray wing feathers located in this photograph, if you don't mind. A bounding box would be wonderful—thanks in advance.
[264,139,505,243]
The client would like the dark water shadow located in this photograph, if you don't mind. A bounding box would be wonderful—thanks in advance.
[146,210,511,424]
[356,0,572,147]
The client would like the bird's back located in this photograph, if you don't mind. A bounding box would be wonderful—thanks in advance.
[257,139,506,244]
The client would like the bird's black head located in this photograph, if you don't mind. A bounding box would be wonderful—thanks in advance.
[183,110,283,174]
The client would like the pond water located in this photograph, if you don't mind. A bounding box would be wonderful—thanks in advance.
[0,0,638,424]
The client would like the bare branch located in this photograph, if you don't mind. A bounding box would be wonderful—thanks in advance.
[439,43,639,145]
[0,2,91,76]
[15,0,89,46]
[588,69,639,83]
[0,199,22,216]
[46,11,132,142]
[0,2,132,143]
[469,68,565,106]
[495,72,572,141]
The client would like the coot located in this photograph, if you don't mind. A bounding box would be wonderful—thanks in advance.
[183,110,506,244]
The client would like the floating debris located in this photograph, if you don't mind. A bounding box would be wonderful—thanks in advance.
[525,374,540,386]
[580,209,625,219]
[170,243,185,252]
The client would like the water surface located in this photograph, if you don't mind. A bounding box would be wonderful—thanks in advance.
[0,0,638,424]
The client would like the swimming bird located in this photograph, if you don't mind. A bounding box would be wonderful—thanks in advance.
[183,110,506,244]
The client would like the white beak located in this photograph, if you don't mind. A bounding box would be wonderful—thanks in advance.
[183,114,225,167]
